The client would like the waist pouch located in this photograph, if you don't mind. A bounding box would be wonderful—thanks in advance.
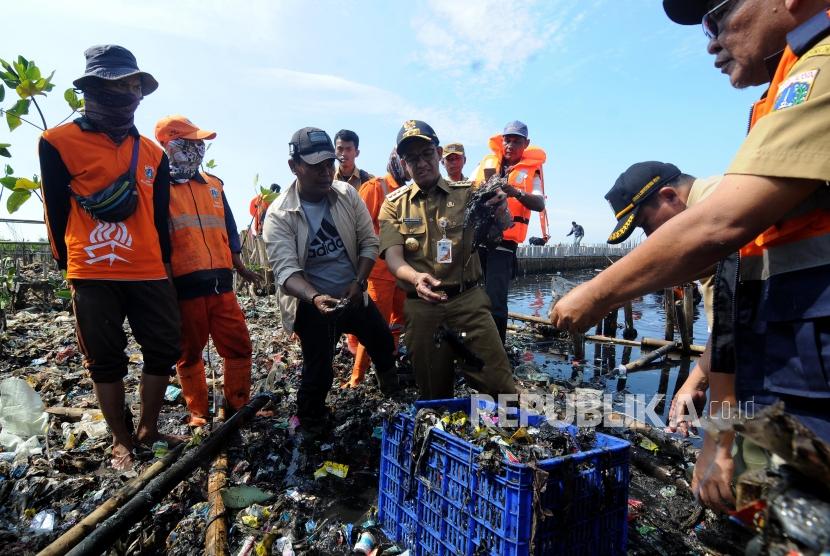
[73,135,140,222]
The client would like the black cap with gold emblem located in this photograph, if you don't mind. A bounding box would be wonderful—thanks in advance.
[605,161,681,244]
[396,120,440,155]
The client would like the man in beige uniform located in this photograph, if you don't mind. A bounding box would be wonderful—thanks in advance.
[379,120,517,400]
[603,161,721,435]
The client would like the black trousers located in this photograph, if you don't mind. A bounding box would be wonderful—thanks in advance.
[480,246,516,344]
[72,279,181,382]
[293,298,394,419]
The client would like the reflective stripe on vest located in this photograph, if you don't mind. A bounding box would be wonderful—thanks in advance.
[168,173,232,278]
[740,21,830,280]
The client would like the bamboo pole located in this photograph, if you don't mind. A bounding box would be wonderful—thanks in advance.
[683,284,695,345]
[63,393,272,556]
[663,288,675,341]
[205,408,229,556]
[615,341,677,374]
[505,312,705,353]
[37,443,186,556]
[623,301,637,340]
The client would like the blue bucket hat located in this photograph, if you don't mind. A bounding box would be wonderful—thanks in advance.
[73,45,158,95]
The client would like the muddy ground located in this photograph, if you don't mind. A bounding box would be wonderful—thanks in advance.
[0,273,752,555]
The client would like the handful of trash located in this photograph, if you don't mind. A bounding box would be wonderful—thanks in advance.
[464,175,512,249]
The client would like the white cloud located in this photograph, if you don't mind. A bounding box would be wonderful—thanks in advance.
[411,0,596,82]
[251,67,494,147]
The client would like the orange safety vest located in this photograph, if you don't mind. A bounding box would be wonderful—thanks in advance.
[472,135,548,244]
[168,173,232,278]
[359,173,400,282]
[739,12,830,280]
[249,194,271,235]
[42,122,166,280]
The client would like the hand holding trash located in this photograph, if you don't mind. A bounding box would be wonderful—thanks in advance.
[312,293,344,316]
[692,428,736,513]
[341,281,365,308]
[667,363,708,436]
[549,281,612,332]
[412,272,447,304]
[236,266,263,285]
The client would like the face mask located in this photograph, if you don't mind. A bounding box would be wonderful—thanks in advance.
[165,138,206,182]
[82,87,141,142]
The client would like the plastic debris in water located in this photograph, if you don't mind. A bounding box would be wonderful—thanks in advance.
[152,441,169,458]
[353,530,376,555]
[464,174,511,249]
[163,385,182,402]
[659,485,677,499]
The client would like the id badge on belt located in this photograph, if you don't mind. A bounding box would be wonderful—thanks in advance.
[436,217,452,264]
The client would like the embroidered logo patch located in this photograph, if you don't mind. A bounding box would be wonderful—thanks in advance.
[209,187,222,207]
[142,165,155,185]
[774,69,819,111]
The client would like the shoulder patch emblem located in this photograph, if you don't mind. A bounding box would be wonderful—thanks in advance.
[386,184,412,201]
[774,69,819,111]
[143,165,154,181]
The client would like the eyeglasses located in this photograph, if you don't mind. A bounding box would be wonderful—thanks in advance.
[402,148,437,165]
[702,0,735,39]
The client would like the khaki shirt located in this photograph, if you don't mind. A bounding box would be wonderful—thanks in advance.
[686,175,722,328]
[728,35,830,182]
[334,165,373,189]
[378,177,481,292]
[262,179,378,333]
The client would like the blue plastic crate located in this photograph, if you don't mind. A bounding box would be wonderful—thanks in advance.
[378,398,630,556]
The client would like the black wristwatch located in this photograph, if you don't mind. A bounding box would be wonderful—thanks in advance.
[356,278,368,291]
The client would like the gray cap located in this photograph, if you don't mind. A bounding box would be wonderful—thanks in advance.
[503,120,528,138]
[289,127,336,165]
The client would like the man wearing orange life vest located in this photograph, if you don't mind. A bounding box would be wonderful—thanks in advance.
[155,115,261,427]
[39,45,181,470]
[552,0,830,512]
[472,121,547,344]
[344,149,410,387]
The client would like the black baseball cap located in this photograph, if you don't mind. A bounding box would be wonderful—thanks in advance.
[605,161,681,244]
[663,0,708,25]
[289,127,336,164]
[396,120,440,155]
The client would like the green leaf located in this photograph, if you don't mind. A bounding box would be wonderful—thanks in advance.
[205,159,217,169]
[0,177,17,190]
[5,164,13,176]
[6,188,31,213]
[253,173,259,187]
[14,177,39,190]
[25,63,40,81]
[16,80,37,98]
[8,98,30,116]
[0,145,10,158]
[0,84,4,102]
[6,111,22,131]
[55,288,71,300]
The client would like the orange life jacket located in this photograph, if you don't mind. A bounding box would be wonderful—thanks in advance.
[472,135,548,244]
[41,122,166,280]
[739,11,830,280]
[168,173,232,278]
[249,195,271,235]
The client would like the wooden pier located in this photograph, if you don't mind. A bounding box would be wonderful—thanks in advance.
[515,243,635,274]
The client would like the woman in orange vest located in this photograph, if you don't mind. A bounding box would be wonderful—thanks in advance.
[344,149,410,387]
[155,115,262,427]
[471,121,547,345]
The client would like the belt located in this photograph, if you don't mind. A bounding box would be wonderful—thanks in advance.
[407,281,478,300]
[512,216,530,225]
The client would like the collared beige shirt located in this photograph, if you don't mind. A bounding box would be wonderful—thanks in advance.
[262,179,378,333]
[334,164,373,189]
[686,175,722,328]
[378,177,481,292]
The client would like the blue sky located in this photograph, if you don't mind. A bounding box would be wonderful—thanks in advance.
[2,0,761,244]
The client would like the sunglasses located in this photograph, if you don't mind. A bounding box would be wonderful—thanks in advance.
[702,0,735,39]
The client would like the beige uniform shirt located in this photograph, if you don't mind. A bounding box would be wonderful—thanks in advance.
[686,175,722,328]
[378,177,481,292]
[334,165,373,190]
[728,35,830,182]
